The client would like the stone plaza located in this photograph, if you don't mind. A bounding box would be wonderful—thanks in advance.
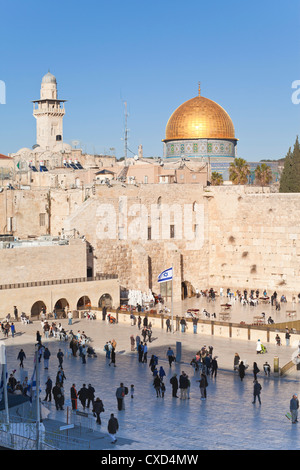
[2,297,300,451]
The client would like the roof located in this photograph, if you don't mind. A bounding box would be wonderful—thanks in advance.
[0,154,12,160]
[95,169,115,175]
[0,393,30,411]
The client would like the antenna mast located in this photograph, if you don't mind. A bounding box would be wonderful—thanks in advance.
[124,101,128,163]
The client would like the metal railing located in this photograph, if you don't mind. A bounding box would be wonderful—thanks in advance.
[0,273,118,291]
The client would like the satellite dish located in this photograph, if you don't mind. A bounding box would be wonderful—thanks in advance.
[134,155,139,161]
[72,140,80,148]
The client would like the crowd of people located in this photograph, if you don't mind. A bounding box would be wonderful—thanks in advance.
[1,294,299,450]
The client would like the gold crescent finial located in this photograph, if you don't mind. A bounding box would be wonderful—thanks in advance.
[198,82,201,97]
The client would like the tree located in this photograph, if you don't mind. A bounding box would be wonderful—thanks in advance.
[279,136,300,193]
[229,158,250,185]
[254,163,273,186]
[210,171,223,186]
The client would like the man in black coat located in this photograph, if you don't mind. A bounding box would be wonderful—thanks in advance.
[78,383,89,409]
[87,383,95,409]
[108,413,119,443]
[52,383,64,410]
[170,373,178,397]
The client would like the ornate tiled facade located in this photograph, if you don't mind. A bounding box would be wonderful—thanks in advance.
[163,138,237,159]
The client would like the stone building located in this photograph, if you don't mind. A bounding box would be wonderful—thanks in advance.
[0,235,119,317]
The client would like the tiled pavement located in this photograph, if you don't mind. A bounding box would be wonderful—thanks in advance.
[2,315,300,450]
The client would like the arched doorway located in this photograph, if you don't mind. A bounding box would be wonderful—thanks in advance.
[98,293,112,309]
[181,281,194,300]
[31,300,47,317]
[77,296,91,310]
[54,298,69,316]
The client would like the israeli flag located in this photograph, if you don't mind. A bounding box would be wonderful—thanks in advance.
[158,267,173,283]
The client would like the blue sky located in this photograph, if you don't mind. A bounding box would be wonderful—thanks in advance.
[0,0,299,161]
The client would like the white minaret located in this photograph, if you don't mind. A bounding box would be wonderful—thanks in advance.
[32,71,66,150]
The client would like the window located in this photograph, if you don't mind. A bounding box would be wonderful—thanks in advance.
[148,226,152,240]
[39,213,46,227]
[170,225,175,239]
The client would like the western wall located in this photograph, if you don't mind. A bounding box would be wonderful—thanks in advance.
[1,183,299,303]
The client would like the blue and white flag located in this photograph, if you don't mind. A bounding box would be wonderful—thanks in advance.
[158,267,173,283]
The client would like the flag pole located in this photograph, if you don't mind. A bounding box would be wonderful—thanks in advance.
[0,345,9,426]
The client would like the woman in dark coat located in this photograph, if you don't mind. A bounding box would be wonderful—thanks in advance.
[253,362,260,381]
[239,361,246,381]
[109,347,116,367]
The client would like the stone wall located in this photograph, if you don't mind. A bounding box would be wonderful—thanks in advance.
[0,239,86,284]
[1,183,300,302]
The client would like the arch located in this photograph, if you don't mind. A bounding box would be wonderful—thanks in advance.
[77,295,91,310]
[98,293,112,309]
[54,298,69,313]
[31,300,47,317]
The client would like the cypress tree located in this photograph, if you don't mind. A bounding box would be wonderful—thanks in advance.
[279,136,300,192]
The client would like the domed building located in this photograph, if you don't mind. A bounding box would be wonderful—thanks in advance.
[163,85,238,164]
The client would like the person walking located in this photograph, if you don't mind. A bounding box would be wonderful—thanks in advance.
[253,362,260,381]
[252,380,262,404]
[170,373,178,398]
[43,347,51,370]
[57,349,64,368]
[108,413,119,444]
[130,335,135,351]
[116,383,126,411]
[43,376,52,402]
[70,383,78,410]
[17,349,26,368]
[290,394,299,424]
[109,346,116,367]
[179,371,188,400]
[166,347,175,367]
[180,317,187,333]
[81,344,87,364]
[211,356,218,378]
[93,397,104,425]
[256,339,262,354]
[52,383,64,410]
[153,375,161,397]
[138,342,144,363]
[234,353,240,371]
[263,361,271,377]
[159,366,166,381]
[192,317,198,334]
[10,323,15,338]
[56,368,66,386]
[142,342,148,363]
[198,372,208,400]
[86,383,95,409]
[239,361,246,381]
[78,384,89,409]
[166,318,171,333]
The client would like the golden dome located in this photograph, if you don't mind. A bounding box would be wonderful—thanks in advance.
[164,93,237,142]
